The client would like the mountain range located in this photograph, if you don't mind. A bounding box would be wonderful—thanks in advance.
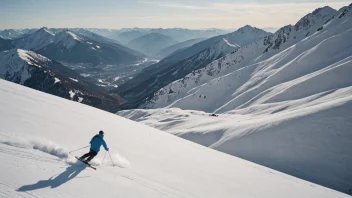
[142,6,339,110]
[0,27,232,111]
[103,28,230,45]
[113,25,271,109]
[0,27,148,111]
[0,49,125,111]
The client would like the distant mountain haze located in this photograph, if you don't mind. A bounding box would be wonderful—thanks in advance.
[127,33,179,57]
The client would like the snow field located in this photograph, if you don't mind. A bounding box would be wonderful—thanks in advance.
[0,79,348,197]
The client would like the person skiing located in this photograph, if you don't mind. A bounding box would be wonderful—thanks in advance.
[79,130,109,163]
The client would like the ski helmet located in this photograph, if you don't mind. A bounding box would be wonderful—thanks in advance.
[99,130,104,135]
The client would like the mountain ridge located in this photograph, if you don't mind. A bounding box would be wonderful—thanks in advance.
[113,25,271,109]
[117,5,352,194]
[142,6,339,109]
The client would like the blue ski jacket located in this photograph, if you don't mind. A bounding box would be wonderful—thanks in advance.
[90,134,108,152]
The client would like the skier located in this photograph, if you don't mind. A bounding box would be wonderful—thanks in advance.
[79,130,109,163]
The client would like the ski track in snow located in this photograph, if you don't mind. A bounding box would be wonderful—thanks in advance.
[0,142,187,198]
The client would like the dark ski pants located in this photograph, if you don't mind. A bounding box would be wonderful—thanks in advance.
[80,149,98,162]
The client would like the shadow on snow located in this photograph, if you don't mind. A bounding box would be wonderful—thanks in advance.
[17,164,87,191]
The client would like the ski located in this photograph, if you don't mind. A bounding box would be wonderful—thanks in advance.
[75,156,97,170]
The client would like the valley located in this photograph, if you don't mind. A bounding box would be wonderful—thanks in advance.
[61,58,159,90]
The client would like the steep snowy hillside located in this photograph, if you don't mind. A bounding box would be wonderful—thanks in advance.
[127,33,178,57]
[114,26,270,109]
[118,5,352,194]
[0,49,124,112]
[156,38,205,58]
[0,79,348,198]
[37,30,144,66]
[12,27,55,51]
[143,6,341,110]
[118,89,352,194]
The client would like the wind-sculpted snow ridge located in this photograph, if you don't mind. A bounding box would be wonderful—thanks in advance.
[1,79,348,198]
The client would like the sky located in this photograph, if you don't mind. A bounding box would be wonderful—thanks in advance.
[0,0,350,30]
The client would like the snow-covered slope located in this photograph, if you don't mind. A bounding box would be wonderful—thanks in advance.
[0,49,124,111]
[118,85,352,194]
[114,26,270,108]
[0,79,348,198]
[53,30,83,49]
[117,5,352,194]
[12,27,55,51]
[143,6,341,110]
[0,49,51,84]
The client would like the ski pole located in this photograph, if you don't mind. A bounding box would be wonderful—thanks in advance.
[108,151,115,166]
[68,145,89,154]
[102,151,107,164]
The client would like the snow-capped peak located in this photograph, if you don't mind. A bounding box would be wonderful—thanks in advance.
[236,25,262,33]
[312,6,336,16]
[261,6,338,54]
[37,27,55,36]
[54,30,83,49]
[294,6,337,31]
[223,26,271,47]
[13,28,55,51]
